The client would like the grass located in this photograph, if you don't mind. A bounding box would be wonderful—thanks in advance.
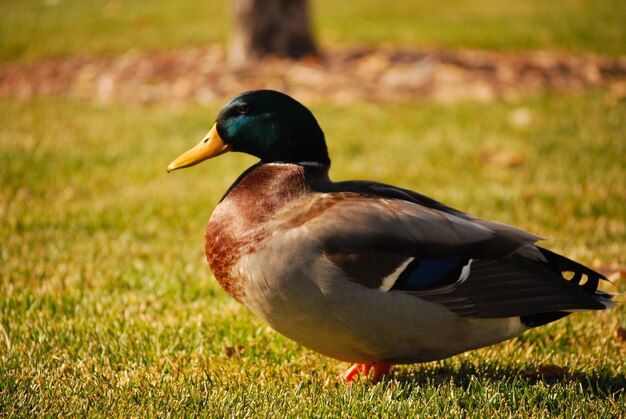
[2,0,626,63]
[0,0,227,63]
[1,92,625,416]
[317,0,626,56]
[1,1,625,414]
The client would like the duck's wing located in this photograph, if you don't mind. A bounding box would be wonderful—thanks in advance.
[331,179,467,217]
[295,187,612,323]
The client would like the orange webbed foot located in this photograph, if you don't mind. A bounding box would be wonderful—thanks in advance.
[341,362,392,385]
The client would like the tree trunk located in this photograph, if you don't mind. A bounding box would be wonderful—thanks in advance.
[229,0,317,66]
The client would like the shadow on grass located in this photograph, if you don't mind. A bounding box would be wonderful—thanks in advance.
[392,362,626,397]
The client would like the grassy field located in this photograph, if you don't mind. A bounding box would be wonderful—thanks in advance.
[1,93,625,416]
[2,0,626,62]
[1,0,626,416]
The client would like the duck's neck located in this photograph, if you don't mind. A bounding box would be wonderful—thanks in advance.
[220,161,331,203]
[205,162,331,301]
[212,161,332,236]
[228,163,309,216]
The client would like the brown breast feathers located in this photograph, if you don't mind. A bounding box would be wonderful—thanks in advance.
[204,163,311,301]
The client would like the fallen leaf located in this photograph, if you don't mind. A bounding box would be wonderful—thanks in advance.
[224,345,245,358]
[507,107,533,128]
[481,149,525,168]
[522,364,570,380]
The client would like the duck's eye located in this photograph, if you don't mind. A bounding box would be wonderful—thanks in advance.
[238,104,250,115]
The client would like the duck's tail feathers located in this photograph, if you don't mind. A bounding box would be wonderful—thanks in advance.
[532,246,615,309]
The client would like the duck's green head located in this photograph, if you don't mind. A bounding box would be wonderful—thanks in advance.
[167,90,329,172]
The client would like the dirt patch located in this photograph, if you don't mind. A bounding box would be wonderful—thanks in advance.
[1,46,625,105]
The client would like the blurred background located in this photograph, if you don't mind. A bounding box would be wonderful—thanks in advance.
[2,0,626,104]
[1,1,625,415]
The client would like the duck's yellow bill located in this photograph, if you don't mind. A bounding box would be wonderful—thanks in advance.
[167,123,230,172]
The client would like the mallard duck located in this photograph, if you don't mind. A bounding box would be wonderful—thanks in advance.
[167,90,613,383]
